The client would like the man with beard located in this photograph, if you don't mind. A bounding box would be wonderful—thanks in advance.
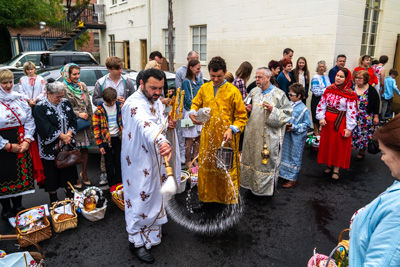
[121,68,178,264]
[241,67,292,196]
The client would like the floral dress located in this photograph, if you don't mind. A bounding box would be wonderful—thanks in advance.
[352,89,375,150]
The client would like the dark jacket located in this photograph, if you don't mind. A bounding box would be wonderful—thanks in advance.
[366,84,380,115]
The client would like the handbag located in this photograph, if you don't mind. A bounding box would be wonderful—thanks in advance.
[55,144,83,169]
[77,118,91,132]
[181,118,194,128]
[367,139,380,154]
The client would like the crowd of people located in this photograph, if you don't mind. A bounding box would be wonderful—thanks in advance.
[0,47,400,265]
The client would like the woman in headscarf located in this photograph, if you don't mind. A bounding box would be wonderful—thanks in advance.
[33,81,78,202]
[0,69,36,219]
[316,68,358,179]
[61,63,93,187]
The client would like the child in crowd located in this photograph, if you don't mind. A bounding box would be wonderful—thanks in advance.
[381,69,400,121]
[92,87,123,189]
[280,83,311,188]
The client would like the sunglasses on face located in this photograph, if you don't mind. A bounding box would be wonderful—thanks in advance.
[288,93,297,97]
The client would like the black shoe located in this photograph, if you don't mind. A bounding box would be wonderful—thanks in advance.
[1,211,15,221]
[129,244,154,264]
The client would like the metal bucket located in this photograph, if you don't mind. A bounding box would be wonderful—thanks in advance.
[216,141,234,170]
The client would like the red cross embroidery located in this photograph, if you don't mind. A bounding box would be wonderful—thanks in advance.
[126,156,131,166]
[144,121,151,128]
[128,132,132,140]
[143,169,150,177]
[131,107,138,117]
[126,199,132,209]
[161,174,167,183]
[142,145,148,153]
[139,213,148,219]
[140,191,150,201]
[127,179,130,187]
[149,106,156,114]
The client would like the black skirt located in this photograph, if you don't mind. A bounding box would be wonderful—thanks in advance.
[0,128,34,198]
[41,159,78,192]
[311,95,322,124]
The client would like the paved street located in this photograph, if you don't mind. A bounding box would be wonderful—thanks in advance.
[0,147,393,266]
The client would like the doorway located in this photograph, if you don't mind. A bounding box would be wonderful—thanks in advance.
[140,40,147,70]
[392,34,400,114]
[124,41,130,69]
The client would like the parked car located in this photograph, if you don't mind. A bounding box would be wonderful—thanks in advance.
[0,51,98,70]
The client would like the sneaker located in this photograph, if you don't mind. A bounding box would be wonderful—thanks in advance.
[99,173,108,185]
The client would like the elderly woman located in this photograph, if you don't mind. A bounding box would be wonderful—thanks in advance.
[349,114,400,265]
[0,70,36,219]
[352,70,380,160]
[316,68,357,179]
[61,63,93,187]
[18,61,46,108]
[310,60,331,137]
[33,81,78,202]
[277,58,293,95]
[354,55,378,87]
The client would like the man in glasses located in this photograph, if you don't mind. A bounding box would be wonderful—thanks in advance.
[241,67,292,196]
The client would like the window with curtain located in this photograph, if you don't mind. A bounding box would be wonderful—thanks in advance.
[164,29,175,60]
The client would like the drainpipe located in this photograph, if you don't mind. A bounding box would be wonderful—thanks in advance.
[147,0,151,57]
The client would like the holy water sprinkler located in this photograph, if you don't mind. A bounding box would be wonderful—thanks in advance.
[160,156,177,195]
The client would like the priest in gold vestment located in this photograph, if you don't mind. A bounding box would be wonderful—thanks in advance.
[190,57,248,204]
[241,67,292,196]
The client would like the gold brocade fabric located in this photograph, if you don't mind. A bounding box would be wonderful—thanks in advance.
[191,82,248,204]
[240,87,292,196]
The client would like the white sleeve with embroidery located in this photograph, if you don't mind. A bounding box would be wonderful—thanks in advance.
[20,99,35,140]
[315,94,327,120]
[346,99,358,130]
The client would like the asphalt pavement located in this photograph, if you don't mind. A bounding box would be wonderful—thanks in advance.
[0,147,393,266]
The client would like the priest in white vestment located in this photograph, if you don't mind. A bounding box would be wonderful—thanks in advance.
[121,69,178,264]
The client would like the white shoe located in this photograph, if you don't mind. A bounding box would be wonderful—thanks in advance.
[99,173,108,185]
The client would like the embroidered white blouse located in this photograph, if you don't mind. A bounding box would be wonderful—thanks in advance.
[315,91,358,130]
[18,75,46,101]
[0,92,35,149]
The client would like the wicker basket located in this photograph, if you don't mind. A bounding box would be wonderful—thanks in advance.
[0,234,45,266]
[111,184,124,211]
[15,206,52,248]
[50,200,78,233]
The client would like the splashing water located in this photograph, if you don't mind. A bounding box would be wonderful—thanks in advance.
[165,155,244,235]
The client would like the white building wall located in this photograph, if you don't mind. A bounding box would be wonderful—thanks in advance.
[99,0,400,80]
[374,0,400,75]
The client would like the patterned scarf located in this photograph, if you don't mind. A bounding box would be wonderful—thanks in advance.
[323,72,357,101]
[61,63,84,101]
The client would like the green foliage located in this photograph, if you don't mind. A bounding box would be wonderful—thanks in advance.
[0,0,63,28]
[76,31,91,50]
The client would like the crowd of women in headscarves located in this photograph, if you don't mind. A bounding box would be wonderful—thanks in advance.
[0,61,94,220]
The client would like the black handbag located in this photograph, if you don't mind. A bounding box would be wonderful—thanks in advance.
[367,139,380,154]
[55,144,82,169]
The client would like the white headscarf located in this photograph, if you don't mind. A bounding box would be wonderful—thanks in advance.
[0,83,23,102]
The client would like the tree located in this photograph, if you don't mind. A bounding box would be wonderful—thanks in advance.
[0,0,63,28]
[167,0,174,72]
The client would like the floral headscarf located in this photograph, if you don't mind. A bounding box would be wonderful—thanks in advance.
[61,63,84,100]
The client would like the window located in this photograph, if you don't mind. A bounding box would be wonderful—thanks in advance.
[109,35,115,56]
[361,0,381,57]
[71,55,97,65]
[192,25,207,61]
[111,0,117,5]
[93,32,99,47]
[164,29,175,60]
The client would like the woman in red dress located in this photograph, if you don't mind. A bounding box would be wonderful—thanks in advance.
[316,68,358,179]
[353,55,378,87]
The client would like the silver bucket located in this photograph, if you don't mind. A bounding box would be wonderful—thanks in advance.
[216,141,234,170]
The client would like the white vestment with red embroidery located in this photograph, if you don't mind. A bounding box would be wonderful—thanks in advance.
[121,90,180,249]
